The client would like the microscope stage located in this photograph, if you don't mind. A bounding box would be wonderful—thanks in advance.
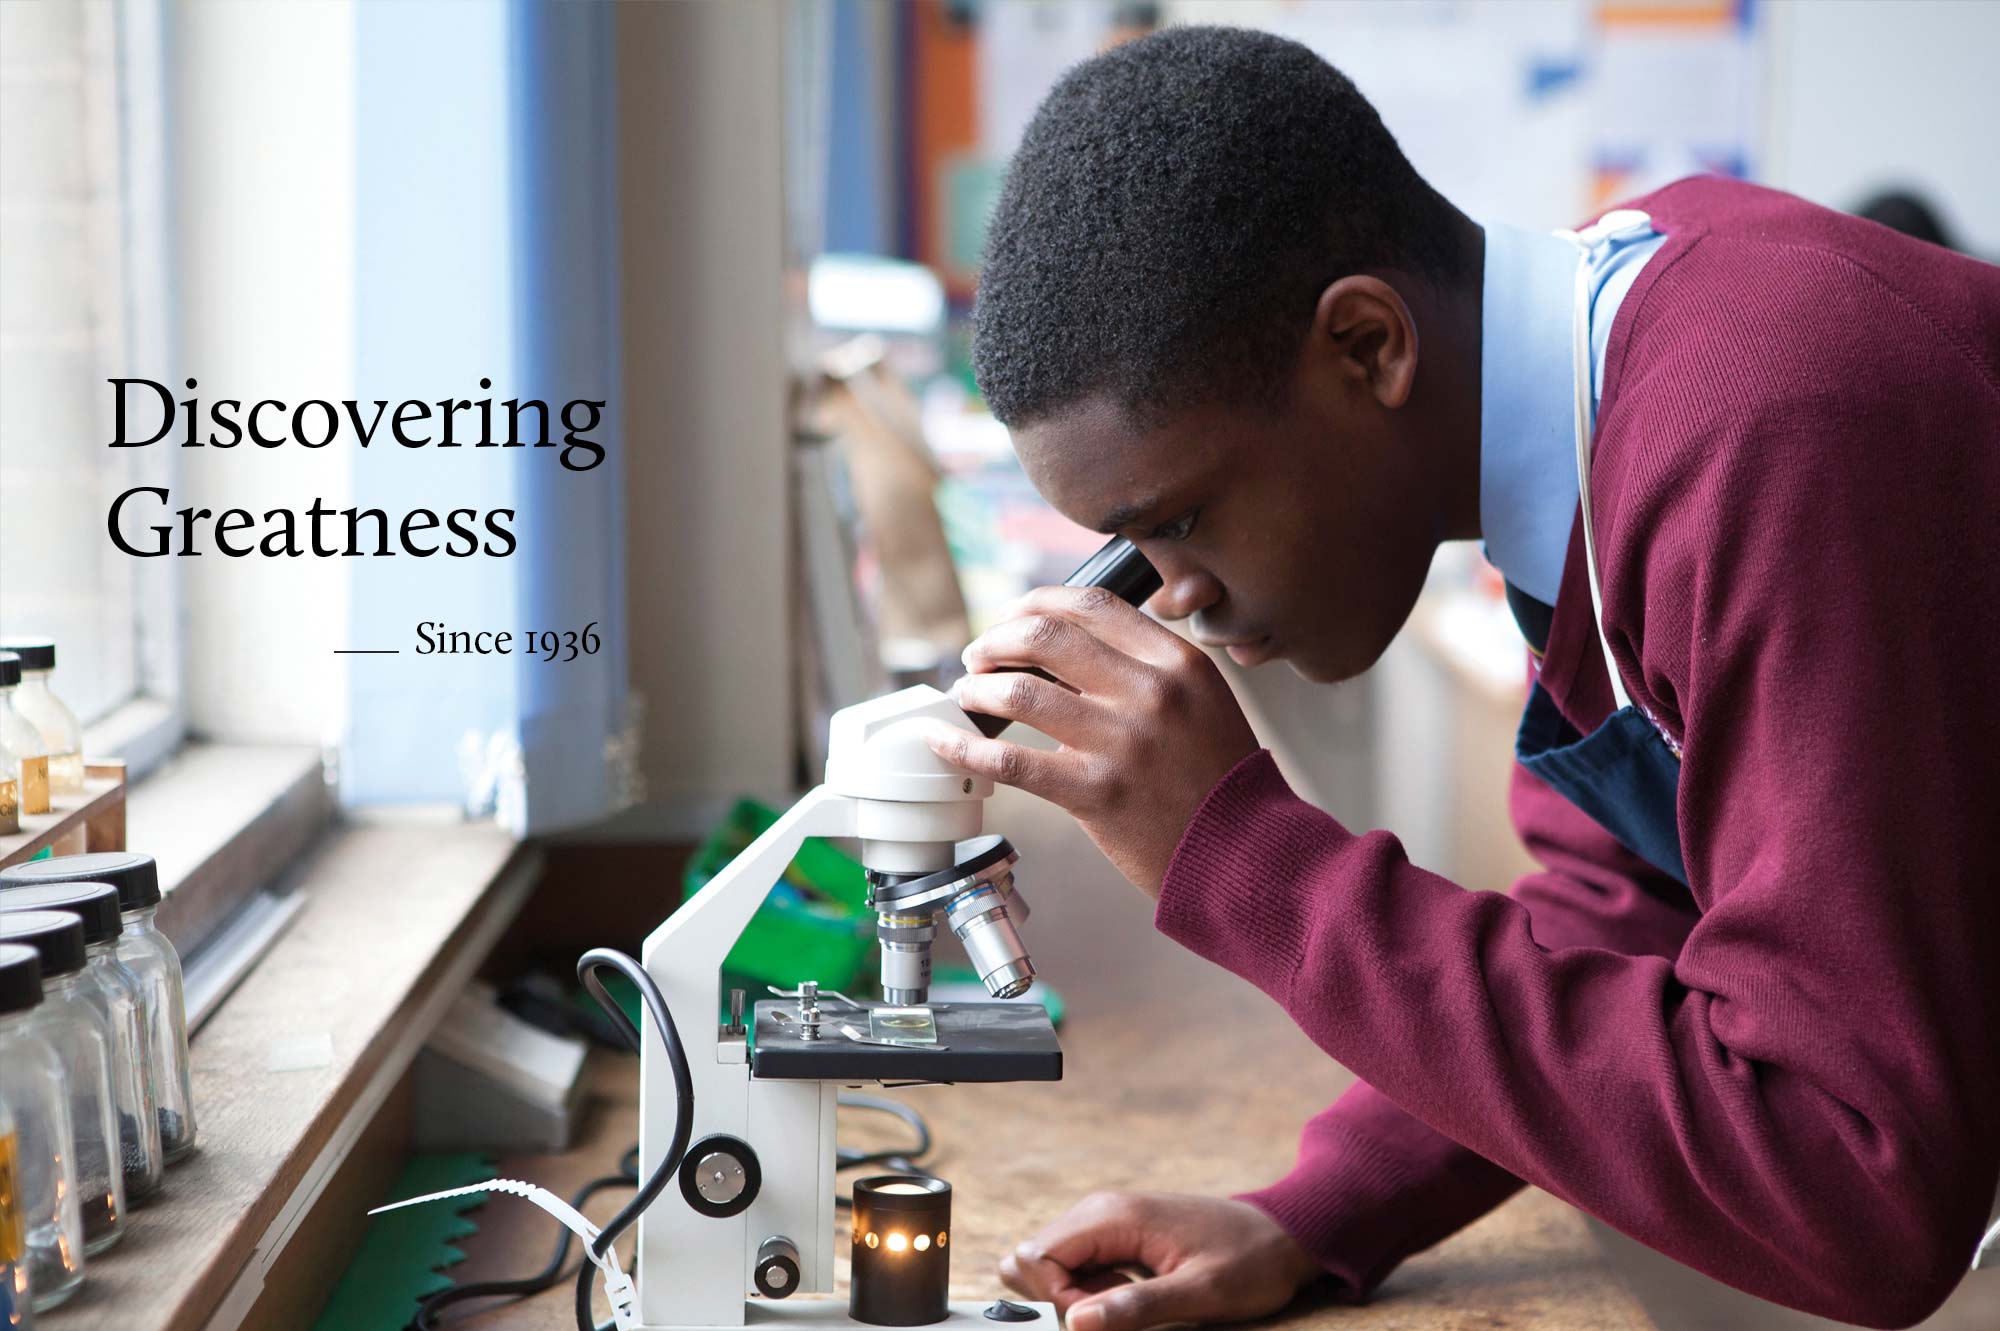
[750,1001,1062,1083]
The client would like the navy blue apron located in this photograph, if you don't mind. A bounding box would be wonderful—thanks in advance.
[1515,647,1687,884]
[1511,211,1688,886]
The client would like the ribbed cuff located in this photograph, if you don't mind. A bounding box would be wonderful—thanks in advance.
[1154,748,1341,1004]
[1232,1117,1436,1301]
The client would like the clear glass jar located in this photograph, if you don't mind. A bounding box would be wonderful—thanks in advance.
[0,887,159,1204]
[1,942,79,1318]
[0,914,124,1255]
[0,854,194,1163]
[0,746,16,838]
[0,645,77,800]
[0,655,43,828]
[0,1089,25,1328]
[112,905,194,1164]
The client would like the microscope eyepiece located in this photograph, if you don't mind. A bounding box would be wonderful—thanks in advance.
[1062,534,1163,604]
[964,536,1161,739]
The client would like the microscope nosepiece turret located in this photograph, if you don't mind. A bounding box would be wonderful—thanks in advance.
[867,835,1030,1004]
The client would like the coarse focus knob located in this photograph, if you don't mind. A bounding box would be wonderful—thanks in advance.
[678,1134,761,1218]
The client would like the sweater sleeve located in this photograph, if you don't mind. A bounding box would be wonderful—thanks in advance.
[1228,755,1701,1299]
[1158,383,2000,1331]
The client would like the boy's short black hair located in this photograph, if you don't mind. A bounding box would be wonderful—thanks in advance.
[973,25,1465,428]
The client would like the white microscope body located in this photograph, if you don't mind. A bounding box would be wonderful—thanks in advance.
[633,685,1058,1329]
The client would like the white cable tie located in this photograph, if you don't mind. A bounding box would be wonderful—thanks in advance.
[369,1177,639,1330]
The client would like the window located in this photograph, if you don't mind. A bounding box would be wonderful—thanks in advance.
[0,0,180,767]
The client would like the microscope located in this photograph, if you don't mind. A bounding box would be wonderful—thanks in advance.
[628,538,1162,1329]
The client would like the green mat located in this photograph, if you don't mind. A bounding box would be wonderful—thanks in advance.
[313,1152,495,1331]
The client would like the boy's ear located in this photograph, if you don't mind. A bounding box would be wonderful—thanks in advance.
[1311,276,1419,409]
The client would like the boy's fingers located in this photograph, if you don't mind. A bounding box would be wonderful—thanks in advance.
[963,609,1139,692]
[998,584,1191,670]
[1067,1266,1222,1331]
[1017,1190,1150,1278]
[921,724,1073,800]
[998,1246,1082,1302]
[949,671,1097,742]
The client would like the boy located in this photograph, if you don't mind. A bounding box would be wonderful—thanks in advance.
[925,26,2000,1331]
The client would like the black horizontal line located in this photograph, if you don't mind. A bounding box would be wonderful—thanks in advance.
[334,649,400,655]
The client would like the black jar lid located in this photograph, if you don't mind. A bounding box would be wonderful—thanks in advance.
[0,652,18,689]
[0,942,41,1015]
[0,639,54,671]
[0,851,162,912]
[0,881,124,945]
[0,911,87,978]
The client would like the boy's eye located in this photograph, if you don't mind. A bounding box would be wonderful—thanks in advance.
[1150,509,1200,542]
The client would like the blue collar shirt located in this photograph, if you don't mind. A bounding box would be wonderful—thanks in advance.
[1477,219,1666,607]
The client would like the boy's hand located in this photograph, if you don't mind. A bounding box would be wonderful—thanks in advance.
[998,1191,1321,1331]
[926,585,1257,897]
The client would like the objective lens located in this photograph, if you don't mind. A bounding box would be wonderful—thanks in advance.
[875,911,936,1006]
[946,884,1034,998]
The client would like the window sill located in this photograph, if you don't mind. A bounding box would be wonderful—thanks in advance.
[83,694,186,783]
[127,742,334,974]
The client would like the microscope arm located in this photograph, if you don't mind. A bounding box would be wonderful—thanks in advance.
[641,782,857,1053]
[635,784,861,1325]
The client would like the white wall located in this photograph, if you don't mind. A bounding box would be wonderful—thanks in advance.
[1767,0,2000,256]
[618,1,795,809]
[0,1,136,722]
[170,0,353,743]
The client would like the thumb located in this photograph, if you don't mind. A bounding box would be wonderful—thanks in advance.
[1066,1267,1225,1331]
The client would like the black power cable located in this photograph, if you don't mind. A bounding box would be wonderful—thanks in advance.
[409,946,692,1331]
[573,948,694,1331]
[411,955,937,1328]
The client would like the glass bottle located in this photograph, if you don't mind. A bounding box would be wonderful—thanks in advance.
[0,914,123,1255]
[0,644,78,798]
[0,887,159,1204]
[1,942,74,1320]
[0,742,15,838]
[0,1085,29,1329]
[0,854,194,1163]
[0,657,46,819]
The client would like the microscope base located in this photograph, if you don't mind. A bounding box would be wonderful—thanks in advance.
[633,1299,1058,1330]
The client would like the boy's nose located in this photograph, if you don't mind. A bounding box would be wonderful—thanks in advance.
[1145,561,1222,623]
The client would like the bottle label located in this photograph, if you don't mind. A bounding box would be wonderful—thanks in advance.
[17,758,47,817]
[0,1127,22,1265]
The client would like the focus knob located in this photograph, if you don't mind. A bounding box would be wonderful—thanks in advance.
[755,1234,801,1298]
[678,1134,761,1219]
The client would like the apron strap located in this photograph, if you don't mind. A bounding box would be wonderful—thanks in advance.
[1553,209,1651,714]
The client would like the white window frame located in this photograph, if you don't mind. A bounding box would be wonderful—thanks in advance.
[89,0,184,778]
[0,0,184,778]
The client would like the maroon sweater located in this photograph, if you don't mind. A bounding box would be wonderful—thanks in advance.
[1156,179,2000,1328]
